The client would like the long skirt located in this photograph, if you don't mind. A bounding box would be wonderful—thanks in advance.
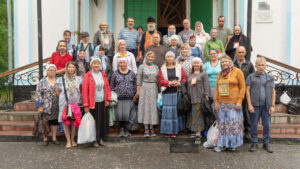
[188,104,205,133]
[116,100,133,122]
[176,93,186,131]
[160,92,179,134]
[217,102,244,148]
[90,102,109,141]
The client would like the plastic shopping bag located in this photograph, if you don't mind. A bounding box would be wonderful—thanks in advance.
[280,91,291,105]
[77,112,96,144]
[203,121,219,148]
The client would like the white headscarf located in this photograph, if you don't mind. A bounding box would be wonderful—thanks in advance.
[90,57,102,66]
[45,64,57,76]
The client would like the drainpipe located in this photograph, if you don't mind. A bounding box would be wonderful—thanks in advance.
[77,0,81,44]
[234,0,237,25]
[247,0,252,46]
[37,0,43,79]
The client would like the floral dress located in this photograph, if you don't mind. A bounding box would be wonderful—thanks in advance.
[35,77,59,120]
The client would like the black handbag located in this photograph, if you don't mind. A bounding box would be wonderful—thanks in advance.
[32,114,50,141]
[62,76,75,120]
[287,97,300,115]
[177,81,192,116]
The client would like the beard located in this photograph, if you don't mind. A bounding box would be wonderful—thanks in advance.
[147,26,155,31]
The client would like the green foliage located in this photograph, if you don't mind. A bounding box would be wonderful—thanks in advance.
[0,0,13,73]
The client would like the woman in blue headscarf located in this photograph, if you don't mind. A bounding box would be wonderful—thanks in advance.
[163,24,182,48]
[94,44,112,81]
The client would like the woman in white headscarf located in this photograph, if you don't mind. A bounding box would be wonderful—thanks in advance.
[35,64,60,146]
[194,21,210,60]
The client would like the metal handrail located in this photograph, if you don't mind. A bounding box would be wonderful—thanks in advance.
[0,57,51,78]
[257,54,300,73]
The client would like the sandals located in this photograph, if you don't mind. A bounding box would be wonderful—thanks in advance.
[65,143,72,149]
[71,141,77,147]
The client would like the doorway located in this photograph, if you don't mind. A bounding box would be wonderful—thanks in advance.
[157,0,186,35]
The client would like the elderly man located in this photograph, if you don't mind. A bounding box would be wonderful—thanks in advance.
[178,19,195,44]
[93,22,115,63]
[234,46,254,141]
[246,57,275,153]
[139,16,163,60]
[216,16,232,47]
[117,17,140,58]
[144,33,167,68]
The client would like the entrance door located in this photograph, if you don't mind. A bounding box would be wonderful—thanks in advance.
[124,0,157,30]
[190,0,213,32]
[157,0,186,35]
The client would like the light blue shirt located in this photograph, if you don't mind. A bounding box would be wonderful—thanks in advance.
[117,28,140,50]
[203,61,221,87]
[92,70,105,102]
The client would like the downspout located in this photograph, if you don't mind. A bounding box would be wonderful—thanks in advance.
[77,0,81,44]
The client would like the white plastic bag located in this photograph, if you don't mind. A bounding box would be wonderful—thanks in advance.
[77,112,96,144]
[203,121,219,148]
[280,92,291,105]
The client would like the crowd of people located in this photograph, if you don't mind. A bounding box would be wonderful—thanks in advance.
[35,15,275,153]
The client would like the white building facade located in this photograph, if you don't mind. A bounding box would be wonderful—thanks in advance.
[14,0,300,69]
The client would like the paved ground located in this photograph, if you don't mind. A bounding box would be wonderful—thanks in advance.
[0,141,299,169]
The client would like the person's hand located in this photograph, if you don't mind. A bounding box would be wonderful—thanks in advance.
[37,107,43,114]
[235,103,242,110]
[205,96,209,101]
[133,93,139,101]
[269,106,275,115]
[136,56,140,62]
[248,104,255,113]
[84,107,90,113]
[215,104,220,111]
[105,101,110,107]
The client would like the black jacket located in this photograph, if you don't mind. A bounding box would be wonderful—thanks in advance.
[234,59,255,80]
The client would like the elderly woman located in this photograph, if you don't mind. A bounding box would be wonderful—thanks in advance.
[168,35,181,58]
[110,58,137,137]
[163,24,182,48]
[189,35,203,62]
[94,45,112,80]
[214,55,246,152]
[112,40,137,74]
[35,64,60,146]
[226,25,251,61]
[204,28,225,61]
[134,51,159,137]
[93,22,115,63]
[158,51,187,138]
[56,62,82,149]
[203,48,222,117]
[175,44,194,131]
[187,58,210,140]
[75,49,90,78]
[194,21,210,59]
[82,57,111,147]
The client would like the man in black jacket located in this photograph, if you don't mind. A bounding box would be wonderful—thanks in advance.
[234,46,254,141]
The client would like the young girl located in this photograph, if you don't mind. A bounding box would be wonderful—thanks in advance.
[187,57,210,143]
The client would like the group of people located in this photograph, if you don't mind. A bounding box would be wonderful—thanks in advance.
[35,15,275,153]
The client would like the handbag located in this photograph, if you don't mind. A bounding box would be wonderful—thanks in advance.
[62,76,74,120]
[32,114,50,141]
[177,81,192,116]
[156,92,163,112]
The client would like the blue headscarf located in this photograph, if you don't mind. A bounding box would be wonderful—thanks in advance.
[93,45,108,71]
[168,26,177,37]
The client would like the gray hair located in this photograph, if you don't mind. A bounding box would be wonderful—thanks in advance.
[255,57,267,65]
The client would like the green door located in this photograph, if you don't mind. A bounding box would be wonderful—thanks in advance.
[190,0,213,32]
[124,0,157,30]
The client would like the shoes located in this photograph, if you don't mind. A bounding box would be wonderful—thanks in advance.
[171,134,176,138]
[227,148,237,152]
[249,143,258,152]
[42,140,49,146]
[120,128,125,137]
[150,129,156,137]
[165,134,170,138]
[125,129,131,137]
[144,129,150,137]
[99,139,106,146]
[263,144,274,153]
[52,140,60,145]
[213,146,225,152]
[93,141,99,148]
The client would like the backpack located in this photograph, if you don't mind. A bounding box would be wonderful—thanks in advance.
[77,43,95,53]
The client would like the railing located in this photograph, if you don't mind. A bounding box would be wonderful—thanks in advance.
[0,57,50,111]
[258,54,300,98]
